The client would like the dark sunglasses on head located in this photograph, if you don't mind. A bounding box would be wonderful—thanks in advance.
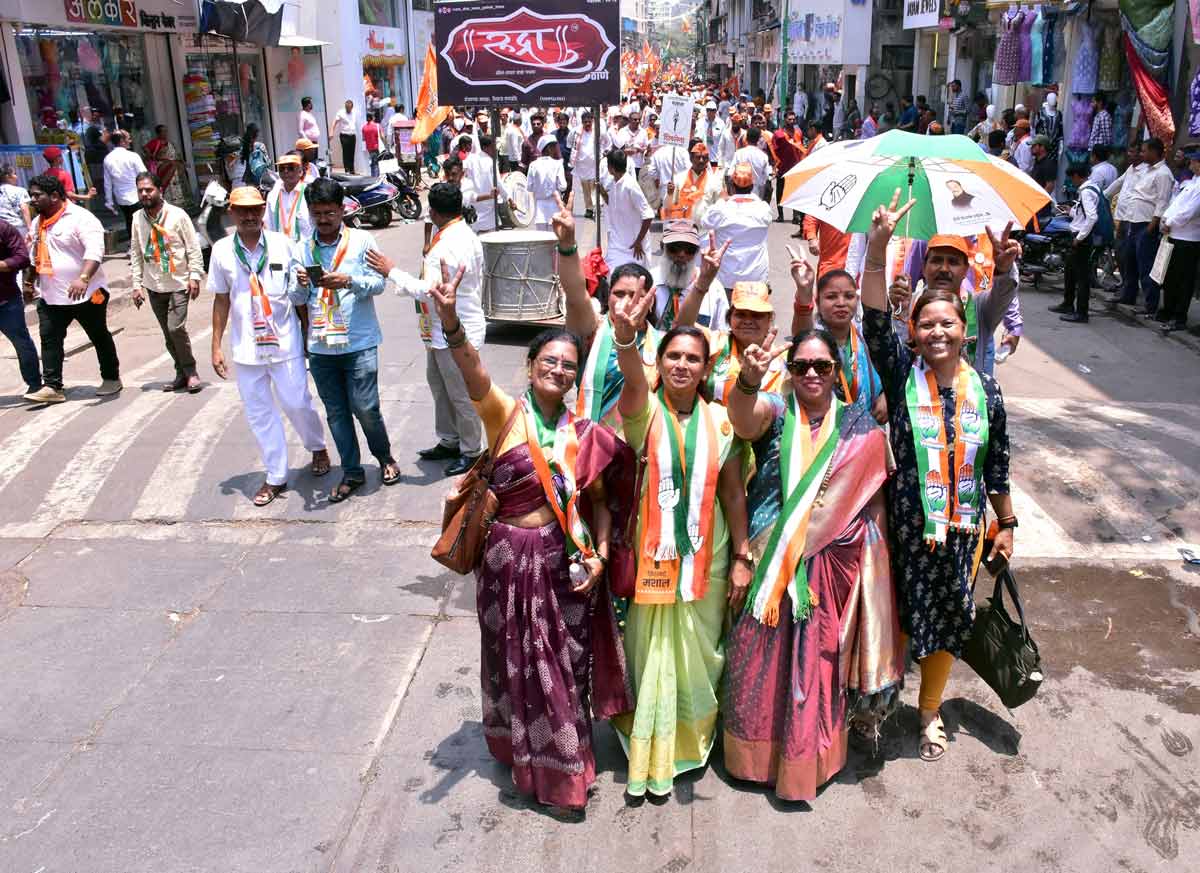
[787,358,835,376]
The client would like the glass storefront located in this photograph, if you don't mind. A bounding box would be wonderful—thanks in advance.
[359,0,398,28]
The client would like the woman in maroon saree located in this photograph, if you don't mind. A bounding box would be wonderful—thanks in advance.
[427,265,634,813]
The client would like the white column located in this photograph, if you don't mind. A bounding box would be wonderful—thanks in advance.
[321,1,367,170]
[0,24,33,145]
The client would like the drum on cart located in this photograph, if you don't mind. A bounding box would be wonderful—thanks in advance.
[480,230,563,323]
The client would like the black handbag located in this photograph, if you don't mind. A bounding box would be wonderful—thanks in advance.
[962,566,1045,709]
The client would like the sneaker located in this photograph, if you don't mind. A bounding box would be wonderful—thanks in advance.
[25,385,66,403]
[96,379,123,396]
[1048,303,1073,314]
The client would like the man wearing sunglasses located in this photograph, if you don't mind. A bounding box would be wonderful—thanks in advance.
[652,221,729,330]
[265,154,312,243]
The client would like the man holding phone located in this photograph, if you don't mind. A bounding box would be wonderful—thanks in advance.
[292,177,400,502]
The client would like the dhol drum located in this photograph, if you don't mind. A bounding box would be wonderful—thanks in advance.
[480,230,564,323]
[502,170,534,228]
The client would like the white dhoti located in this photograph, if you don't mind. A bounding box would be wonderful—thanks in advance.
[235,356,327,486]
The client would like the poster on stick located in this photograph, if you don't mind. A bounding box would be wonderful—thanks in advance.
[434,0,621,108]
[658,94,695,148]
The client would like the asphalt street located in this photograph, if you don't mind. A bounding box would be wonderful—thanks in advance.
[0,204,1198,873]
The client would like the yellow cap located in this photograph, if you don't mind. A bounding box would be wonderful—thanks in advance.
[229,186,266,207]
[276,154,301,167]
[730,281,773,314]
[294,137,317,151]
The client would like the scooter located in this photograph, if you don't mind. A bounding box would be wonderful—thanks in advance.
[327,169,399,229]
[256,167,365,228]
[194,180,229,272]
[377,149,422,221]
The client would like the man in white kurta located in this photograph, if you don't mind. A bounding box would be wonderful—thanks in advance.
[598,150,654,269]
[646,143,689,216]
[208,186,328,506]
[570,111,610,219]
[463,134,509,233]
[732,127,772,197]
[700,163,773,286]
[526,134,567,231]
[371,182,485,475]
[264,154,312,242]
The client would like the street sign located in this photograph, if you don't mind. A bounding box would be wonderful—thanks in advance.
[658,94,695,149]
[434,0,621,108]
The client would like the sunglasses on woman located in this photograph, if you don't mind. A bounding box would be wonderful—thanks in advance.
[786,358,834,376]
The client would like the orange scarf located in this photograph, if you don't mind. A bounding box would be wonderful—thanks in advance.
[664,167,708,220]
[33,205,67,276]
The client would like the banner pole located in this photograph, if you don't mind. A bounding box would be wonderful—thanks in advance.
[594,103,602,251]
[490,106,501,232]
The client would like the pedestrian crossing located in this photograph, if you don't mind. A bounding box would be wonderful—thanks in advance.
[0,367,1197,563]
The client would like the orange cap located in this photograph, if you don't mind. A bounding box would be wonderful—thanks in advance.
[730,162,754,187]
[926,234,971,259]
[229,186,266,207]
[730,281,773,314]
[295,137,317,151]
[689,141,709,157]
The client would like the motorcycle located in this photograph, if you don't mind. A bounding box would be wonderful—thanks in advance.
[1017,209,1073,288]
[256,166,364,227]
[377,149,423,221]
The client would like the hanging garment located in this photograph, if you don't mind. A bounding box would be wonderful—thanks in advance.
[994,11,1024,86]
[1191,69,1200,138]
[1098,24,1122,91]
[1124,34,1174,143]
[1030,10,1045,85]
[1018,8,1037,83]
[1071,20,1099,95]
[1067,97,1093,151]
[1122,15,1170,79]
[1042,11,1059,85]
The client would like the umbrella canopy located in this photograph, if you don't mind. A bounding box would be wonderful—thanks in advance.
[780,130,1051,240]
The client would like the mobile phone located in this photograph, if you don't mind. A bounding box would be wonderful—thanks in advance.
[981,520,1008,575]
[305,265,324,285]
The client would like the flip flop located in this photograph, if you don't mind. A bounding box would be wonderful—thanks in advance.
[1181,548,1200,566]
[327,478,364,504]
[253,482,287,507]
[311,450,331,477]
[919,713,948,763]
[381,460,402,486]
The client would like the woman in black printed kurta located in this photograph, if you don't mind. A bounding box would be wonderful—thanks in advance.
[856,192,1020,763]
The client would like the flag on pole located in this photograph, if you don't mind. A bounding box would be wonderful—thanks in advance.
[412,41,450,145]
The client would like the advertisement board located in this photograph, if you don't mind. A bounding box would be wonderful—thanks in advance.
[434,0,620,108]
[658,94,694,149]
[903,0,940,30]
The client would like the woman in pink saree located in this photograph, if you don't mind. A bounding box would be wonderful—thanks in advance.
[721,328,905,802]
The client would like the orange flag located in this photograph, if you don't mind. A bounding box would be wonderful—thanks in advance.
[412,41,450,145]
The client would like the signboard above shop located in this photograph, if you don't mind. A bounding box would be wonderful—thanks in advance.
[785,0,872,67]
[902,0,940,30]
[434,0,620,108]
[361,24,407,65]
[0,0,201,32]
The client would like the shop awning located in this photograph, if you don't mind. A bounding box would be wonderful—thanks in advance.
[199,0,327,47]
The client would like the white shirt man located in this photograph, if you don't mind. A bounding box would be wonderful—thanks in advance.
[732,142,771,195]
[570,124,610,182]
[624,124,650,171]
[103,141,146,210]
[299,107,321,144]
[526,137,567,229]
[464,148,507,232]
[387,111,407,153]
[1163,175,1200,242]
[265,157,313,242]
[503,121,525,166]
[599,164,654,267]
[665,155,724,225]
[1088,159,1118,192]
[331,105,357,139]
[646,145,690,207]
[696,109,726,163]
[717,124,738,168]
[700,177,773,286]
[207,189,327,496]
[1106,158,1173,224]
[386,208,486,459]
[1069,178,1100,243]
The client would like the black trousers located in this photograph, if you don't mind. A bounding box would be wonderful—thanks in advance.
[1161,237,1200,326]
[1062,240,1093,318]
[119,203,140,245]
[340,133,357,173]
[37,290,121,390]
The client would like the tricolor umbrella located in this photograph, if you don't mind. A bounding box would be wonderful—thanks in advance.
[780,130,1051,239]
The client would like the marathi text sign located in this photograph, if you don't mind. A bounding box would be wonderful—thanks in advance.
[902,0,939,30]
[434,0,620,108]
[658,94,694,149]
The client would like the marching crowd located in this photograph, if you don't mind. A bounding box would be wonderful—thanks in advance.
[0,77,1197,818]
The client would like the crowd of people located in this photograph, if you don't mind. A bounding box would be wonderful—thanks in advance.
[1,76,1198,820]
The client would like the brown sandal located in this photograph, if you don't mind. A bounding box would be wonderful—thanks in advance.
[253,482,287,507]
[311,449,331,477]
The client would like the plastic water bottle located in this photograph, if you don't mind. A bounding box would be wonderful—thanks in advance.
[569,561,589,587]
[995,344,1012,365]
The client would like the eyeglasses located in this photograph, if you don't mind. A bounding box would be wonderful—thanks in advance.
[786,358,835,376]
[535,355,578,374]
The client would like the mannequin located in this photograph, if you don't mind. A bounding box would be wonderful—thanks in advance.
[1035,92,1062,154]
[969,104,997,142]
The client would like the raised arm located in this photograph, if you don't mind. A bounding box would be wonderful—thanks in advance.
[614,278,656,419]
[551,191,598,340]
[429,262,492,401]
[787,245,816,337]
[860,188,916,313]
[673,232,728,328]
[727,325,791,441]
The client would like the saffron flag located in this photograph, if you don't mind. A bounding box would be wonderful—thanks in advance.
[412,41,450,145]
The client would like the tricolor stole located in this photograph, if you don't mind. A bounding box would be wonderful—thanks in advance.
[576,318,660,422]
[744,395,843,626]
[905,358,989,545]
[308,232,351,346]
[521,392,596,560]
[633,390,721,605]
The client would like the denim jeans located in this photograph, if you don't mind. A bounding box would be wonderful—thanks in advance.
[308,346,392,481]
[1119,221,1160,309]
[0,295,41,391]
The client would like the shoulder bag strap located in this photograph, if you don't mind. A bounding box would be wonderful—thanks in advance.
[483,404,522,477]
[994,567,1032,642]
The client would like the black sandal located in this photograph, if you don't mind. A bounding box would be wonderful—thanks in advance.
[381,460,402,486]
[327,478,364,503]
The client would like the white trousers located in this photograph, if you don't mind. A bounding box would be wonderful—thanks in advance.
[235,356,327,485]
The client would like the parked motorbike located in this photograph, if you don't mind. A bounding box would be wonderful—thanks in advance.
[327,169,398,229]
[1017,211,1073,288]
[194,180,229,272]
[377,149,422,221]
[256,166,364,227]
